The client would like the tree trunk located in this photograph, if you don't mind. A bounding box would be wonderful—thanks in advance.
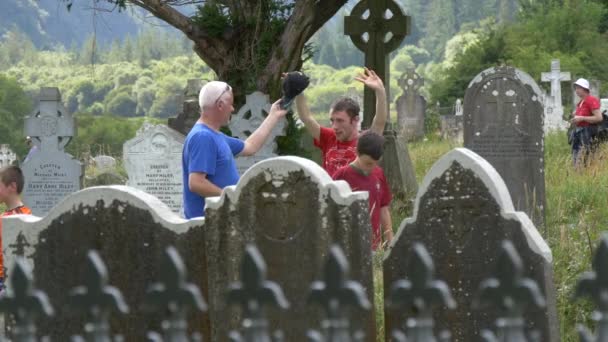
[127,0,348,102]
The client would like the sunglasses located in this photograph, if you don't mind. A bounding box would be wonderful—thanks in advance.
[215,84,231,106]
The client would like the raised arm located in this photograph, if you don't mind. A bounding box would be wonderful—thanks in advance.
[240,99,288,156]
[356,68,387,134]
[295,94,321,140]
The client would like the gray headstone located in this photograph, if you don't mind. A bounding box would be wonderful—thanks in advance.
[22,87,82,216]
[92,155,117,173]
[123,123,185,213]
[2,186,208,341]
[203,156,376,342]
[228,92,286,174]
[463,66,546,230]
[541,59,570,132]
[384,148,558,342]
[440,115,463,143]
[396,69,427,141]
[0,144,17,167]
[168,79,204,136]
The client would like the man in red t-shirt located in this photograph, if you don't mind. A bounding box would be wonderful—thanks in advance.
[571,78,603,167]
[295,68,388,177]
[333,132,392,250]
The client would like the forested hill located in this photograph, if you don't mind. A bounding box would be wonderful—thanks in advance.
[3,0,518,53]
[0,0,141,47]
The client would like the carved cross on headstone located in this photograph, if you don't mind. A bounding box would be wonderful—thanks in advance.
[0,258,54,341]
[541,59,570,111]
[227,244,289,342]
[481,83,522,139]
[68,251,129,342]
[9,232,31,259]
[388,243,455,342]
[24,88,74,153]
[308,245,370,341]
[473,240,546,341]
[345,0,411,129]
[145,246,206,342]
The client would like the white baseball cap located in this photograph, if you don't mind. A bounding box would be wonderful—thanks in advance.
[198,81,231,108]
[574,78,590,90]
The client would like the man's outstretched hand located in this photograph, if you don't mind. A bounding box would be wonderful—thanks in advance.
[355,67,385,92]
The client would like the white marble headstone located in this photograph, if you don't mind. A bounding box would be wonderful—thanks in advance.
[541,59,570,132]
[0,144,17,167]
[123,123,185,213]
[22,88,82,216]
[454,98,463,116]
[228,92,286,174]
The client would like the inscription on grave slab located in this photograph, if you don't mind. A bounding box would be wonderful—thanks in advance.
[463,66,545,229]
[123,123,185,212]
[22,88,81,216]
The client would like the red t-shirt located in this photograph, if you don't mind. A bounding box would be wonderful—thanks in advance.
[0,205,32,279]
[333,165,392,250]
[314,127,358,177]
[575,95,600,127]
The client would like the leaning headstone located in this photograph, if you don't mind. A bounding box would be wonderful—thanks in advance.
[228,92,286,174]
[123,123,185,213]
[384,148,558,342]
[204,156,376,342]
[463,66,546,230]
[92,155,117,173]
[541,59,570,132]
[168,79,204,136]
[0,144,17,167]
[396,68,427,141]
[22,88,82,216]
[2,186,208,341]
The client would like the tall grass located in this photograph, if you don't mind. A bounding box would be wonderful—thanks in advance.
[379,132,605,341]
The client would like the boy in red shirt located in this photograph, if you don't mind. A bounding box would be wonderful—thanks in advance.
[332,132,393,250]
[0,166,32,287]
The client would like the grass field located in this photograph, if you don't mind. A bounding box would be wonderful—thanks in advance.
[372,131,604,341]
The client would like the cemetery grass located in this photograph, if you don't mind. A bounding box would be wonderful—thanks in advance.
[378,132,601,341]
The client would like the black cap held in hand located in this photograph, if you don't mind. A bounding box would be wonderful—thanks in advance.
[280,71,310,109]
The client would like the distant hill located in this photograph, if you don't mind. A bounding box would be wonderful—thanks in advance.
[0,0,149,48]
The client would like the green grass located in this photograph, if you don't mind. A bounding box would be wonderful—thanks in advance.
[376,131,604,341]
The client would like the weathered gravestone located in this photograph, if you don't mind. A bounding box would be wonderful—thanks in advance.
[228,92,286,174]
[0,144,17,167]
[203,156,376,342]
[396,68,427,141]
[123,123,185,213]
[384,148,558,342]
[168,79,204,136]
[22,88,82,216]
[345,0,418,197]
[440,115,463,143]
[2,186,208,341]
[541,59,570,132]
[92,155,117,173]
[463,66,546,230]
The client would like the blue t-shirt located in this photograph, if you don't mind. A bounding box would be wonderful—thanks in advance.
[182,123,244,218]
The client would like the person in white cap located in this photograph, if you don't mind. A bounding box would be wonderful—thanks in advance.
[181,81,288,219]
[570,78,603,166]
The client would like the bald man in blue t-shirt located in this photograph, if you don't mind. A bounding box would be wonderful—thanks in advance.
[182,81,287,218]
